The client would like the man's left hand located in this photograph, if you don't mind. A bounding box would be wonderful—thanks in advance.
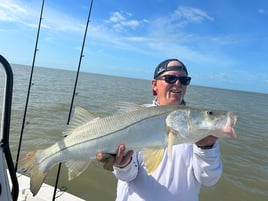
[195,136,218,148]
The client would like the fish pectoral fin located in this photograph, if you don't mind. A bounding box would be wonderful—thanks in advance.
[65,160,91,180]
[167,129,178,161]
[142,149,165,175]
[63,106,99,136]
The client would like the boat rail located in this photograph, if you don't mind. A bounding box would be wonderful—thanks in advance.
[0,55,19,201]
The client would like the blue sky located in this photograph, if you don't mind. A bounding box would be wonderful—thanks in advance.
[0,0,267,93]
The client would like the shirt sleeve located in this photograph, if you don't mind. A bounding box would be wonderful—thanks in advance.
[192,141,223,186]
[113,152,139,182]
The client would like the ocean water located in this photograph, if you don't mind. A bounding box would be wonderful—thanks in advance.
[1,64,267,201]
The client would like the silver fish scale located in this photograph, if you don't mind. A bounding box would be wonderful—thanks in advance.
[64,105,183,146]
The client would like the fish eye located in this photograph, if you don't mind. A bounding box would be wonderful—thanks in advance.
[207,110,213,115]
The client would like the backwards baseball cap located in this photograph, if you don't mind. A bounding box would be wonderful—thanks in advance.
[153,59,188,79]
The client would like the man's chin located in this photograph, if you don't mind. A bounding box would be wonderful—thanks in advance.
[168,97,182,105]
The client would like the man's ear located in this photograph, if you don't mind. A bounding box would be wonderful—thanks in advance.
[152,80,157,96]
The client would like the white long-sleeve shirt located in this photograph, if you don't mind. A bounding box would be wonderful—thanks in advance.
[113,143,222,201]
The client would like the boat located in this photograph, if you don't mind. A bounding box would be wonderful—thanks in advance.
[0,0,95,199]
[0,1,97,199]
[0,55,85,201]
[13,173,85,201]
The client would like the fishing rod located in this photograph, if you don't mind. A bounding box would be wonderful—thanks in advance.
[15,0,45,172]
[52,0,94,200]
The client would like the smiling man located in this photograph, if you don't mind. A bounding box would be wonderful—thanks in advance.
[98,59,222,201]
[152,59,190,106]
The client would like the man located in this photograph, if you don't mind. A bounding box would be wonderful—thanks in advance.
[98,59,222,201]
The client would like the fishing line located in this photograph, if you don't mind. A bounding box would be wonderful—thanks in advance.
[15,0,45,172]
[52,0,94,200]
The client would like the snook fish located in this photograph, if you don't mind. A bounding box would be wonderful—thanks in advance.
[20,103,237,196]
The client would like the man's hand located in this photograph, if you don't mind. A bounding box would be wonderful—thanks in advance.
[96,144,134,171]
[113,144,134,168]
[195,136,218,149]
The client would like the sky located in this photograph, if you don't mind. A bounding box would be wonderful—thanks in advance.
[0,0,268,94]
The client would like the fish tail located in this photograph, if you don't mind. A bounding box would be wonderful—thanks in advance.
[19,151,48,196]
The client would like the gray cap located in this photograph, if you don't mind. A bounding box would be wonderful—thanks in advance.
[154,59,188,79]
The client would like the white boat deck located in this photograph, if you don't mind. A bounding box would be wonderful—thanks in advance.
[12,173,86,201]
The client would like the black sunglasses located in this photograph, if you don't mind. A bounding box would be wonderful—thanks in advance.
[156,75,191,85]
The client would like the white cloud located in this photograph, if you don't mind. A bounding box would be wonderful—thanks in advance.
[107,11,147,32]
[148,6,214,38]
[126,36,148,42]
[173,6,214,23]
[0,0,36,29]
[1,1,230,69]
[109,11,126,22]
[42,10,84,33]
[85,5,237,69]
[121,20,140,27]
[0,0,84,33]
[0,0,28,22]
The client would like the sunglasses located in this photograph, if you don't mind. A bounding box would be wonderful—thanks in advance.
[156,75,191,85]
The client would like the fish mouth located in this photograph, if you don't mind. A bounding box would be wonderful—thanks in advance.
[223,112,237,138]
[227,112,237,128]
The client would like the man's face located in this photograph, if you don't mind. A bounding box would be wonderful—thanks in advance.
[152,62,188,106]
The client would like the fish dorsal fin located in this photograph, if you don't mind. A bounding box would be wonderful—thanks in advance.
[116,102,143,113]
[63,106,99,136]
[142,149,165,174]
[65,160,92,180]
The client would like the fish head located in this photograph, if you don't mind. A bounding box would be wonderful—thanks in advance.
[166,107,237,143]
[188,109,237,138]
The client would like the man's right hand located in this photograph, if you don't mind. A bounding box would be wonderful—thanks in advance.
[96,144,134,170]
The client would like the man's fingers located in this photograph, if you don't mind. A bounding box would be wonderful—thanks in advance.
[115,150,134,168]
[96,144,134,169]
[114,145,134,168]
[114,144,126,165]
